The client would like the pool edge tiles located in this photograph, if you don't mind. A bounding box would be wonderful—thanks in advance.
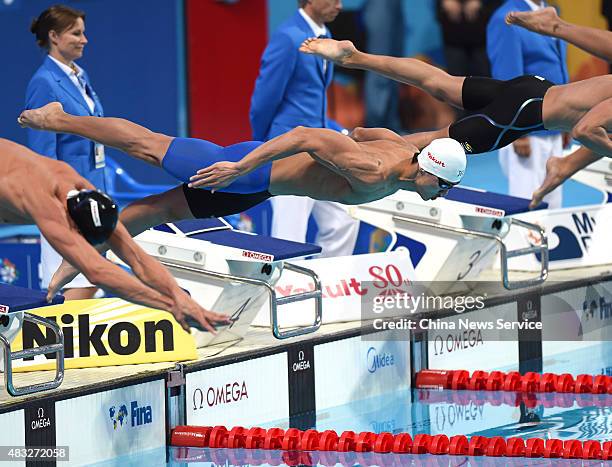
[427,302,521,373]
[186,352,290,428]
[55,379,166,466]
[314,334,411,411]
[0,410,25,467]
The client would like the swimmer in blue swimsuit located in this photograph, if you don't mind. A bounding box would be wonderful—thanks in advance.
[18,102,467,205]
[18,103,467,296]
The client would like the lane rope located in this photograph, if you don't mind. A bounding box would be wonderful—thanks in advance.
[170,425,612,460]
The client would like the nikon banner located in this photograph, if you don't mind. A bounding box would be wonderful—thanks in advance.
[11,298,197,372]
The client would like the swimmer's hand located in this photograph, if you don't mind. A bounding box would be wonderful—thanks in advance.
[299,38,358,67]
[188,161,243,191]
[171,291,231,335]
[47,259,80,301]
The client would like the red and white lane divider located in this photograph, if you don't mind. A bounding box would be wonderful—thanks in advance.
[416,369,612,394]
[418,385,612,408]
[171,425,612,460]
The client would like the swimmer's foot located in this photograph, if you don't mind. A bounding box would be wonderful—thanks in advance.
[530,156,566,209]
[18,102,65,131]
[300,38,358,67]
[506,6,562,36]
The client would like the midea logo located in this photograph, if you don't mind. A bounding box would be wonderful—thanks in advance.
[366,346,395,374]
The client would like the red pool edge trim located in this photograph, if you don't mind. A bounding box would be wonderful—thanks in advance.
[170,426,612,460]
[415,369,612,395]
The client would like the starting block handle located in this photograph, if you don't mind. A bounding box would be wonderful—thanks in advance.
[270,262,322,340]
[392,214,549,290]
[1,313,64,397]
[157,260,322,340]
[500,218,548,290]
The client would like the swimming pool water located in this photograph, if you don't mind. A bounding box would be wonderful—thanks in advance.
[93,344,612,466]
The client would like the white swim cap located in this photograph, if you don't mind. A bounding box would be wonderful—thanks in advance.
[417,138,466,184]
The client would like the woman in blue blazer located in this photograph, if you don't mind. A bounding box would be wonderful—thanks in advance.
[26,5,106,299]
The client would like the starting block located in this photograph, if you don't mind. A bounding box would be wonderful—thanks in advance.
[504,157,612,271]
[0,284,64,396]
[347,186,549,290]
[124,219,324,345]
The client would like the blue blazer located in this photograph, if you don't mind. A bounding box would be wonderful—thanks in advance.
[487,1,569,137]
[25,56,106,189]
[487,1,568,82]
[250,11,342,140]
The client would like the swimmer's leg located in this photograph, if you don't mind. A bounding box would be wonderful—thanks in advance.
[119,185,271,236]
[377,57,467,109]
[19,102,172,166]
[307,39,467,108]
[119,185,194,237]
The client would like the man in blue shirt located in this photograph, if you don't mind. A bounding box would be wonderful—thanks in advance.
[249,0,358,257]
[487,0,569,208]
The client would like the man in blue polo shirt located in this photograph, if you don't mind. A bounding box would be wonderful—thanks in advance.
[250,0,359,257]
[487,0,569,208]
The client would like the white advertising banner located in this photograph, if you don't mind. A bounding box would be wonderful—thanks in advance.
[427,303,520,372]
[253,250,416,327]
[55,379,165,466]
[507,205,612,271]
[314,335,411,411]
[0,410,25,467]
[541,281,612,373]
[186,353,289,427]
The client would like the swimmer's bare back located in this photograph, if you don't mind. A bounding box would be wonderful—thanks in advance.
[0,138,92,223]
[267,137,417,204]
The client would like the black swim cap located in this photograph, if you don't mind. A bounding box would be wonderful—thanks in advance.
[66,190,118,245]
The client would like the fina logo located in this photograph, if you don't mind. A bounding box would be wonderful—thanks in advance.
[366,346,395,374]
[108,401,152,429]
[0,258,18,284]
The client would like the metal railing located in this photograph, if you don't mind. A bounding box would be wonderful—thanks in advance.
[1,313,64,397]
[159,260,322,339]
[391,214,549,290]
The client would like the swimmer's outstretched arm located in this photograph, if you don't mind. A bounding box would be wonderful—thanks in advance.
[300,38,465,109]
[35,206,227,332]
[47,187,195,300]
[571,98,612,157]
[190,126,382,190]
[349,127,405,143]
[506,7,612,63]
